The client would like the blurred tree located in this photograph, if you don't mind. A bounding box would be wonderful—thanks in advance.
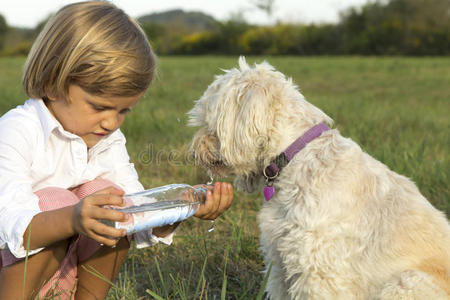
[2,0,448,56]
[141,22,166,52]
[175,20,251,55]
[175,32,220,54]
[240,26,274,54]
[339,0,450,55]
[0,14,8,50]
[217,20,251,54]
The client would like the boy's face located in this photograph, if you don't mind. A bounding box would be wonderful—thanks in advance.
[45,85,143,148]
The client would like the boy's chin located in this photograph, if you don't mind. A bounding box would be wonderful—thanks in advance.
[82,134,103,148]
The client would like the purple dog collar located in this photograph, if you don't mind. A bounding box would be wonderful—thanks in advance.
[263,122,330,201]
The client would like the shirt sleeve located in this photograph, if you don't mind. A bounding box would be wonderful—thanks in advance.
[0,116,44,257]
[99,130,175,247]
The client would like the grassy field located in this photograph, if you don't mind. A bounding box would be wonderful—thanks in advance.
[0,56,449,299]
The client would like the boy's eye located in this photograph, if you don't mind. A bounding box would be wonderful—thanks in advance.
[91,104,106,111]
[89,102,131,114]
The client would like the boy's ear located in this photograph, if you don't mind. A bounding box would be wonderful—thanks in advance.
[44,86,57,101]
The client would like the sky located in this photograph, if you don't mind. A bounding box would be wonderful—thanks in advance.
[1,0,370,28]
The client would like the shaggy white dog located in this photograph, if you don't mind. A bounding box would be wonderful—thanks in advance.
[188,57,450,299]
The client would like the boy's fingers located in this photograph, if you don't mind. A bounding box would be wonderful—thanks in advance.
[199,182,223,219]
[93,221,127,239]
[194,182,233,219]
[214,182,232,210]
[86,194,125,207]
[195,191,213,218]
[198,191,212,213]
[81,219,127,246]
[211,182,222,211]
[89,231,122,247]
[92,186,124,196]
[78,220,123,246]
[218,183,233,212]
[91,206,128,222]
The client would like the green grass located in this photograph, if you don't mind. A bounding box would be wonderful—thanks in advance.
[0,56,449,299]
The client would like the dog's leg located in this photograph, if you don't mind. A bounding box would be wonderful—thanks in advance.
[265,258,292,300]
[260,232,291,300]
[376,270,449,300]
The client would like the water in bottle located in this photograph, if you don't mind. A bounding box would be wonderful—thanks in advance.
[102,184,208,234]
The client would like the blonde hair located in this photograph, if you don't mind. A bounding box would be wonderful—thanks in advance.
[23,1,156,100]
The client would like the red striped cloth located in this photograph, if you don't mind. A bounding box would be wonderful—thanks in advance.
[0,179,120,298]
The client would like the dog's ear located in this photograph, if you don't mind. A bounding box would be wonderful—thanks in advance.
[217,79,275,173]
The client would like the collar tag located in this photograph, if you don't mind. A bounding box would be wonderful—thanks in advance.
[264,185,275,201]
[262,122,330,201]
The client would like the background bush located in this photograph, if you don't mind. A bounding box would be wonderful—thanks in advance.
[1,0,448,56]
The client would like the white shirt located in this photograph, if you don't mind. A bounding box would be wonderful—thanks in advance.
[0,99,171,258]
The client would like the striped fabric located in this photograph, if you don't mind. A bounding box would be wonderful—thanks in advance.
[0,179,120,298]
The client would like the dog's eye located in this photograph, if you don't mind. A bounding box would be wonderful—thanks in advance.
[211,160,223,166]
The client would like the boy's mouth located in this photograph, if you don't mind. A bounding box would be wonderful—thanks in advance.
[93,132,108,137]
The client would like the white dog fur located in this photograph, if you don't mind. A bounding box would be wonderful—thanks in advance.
[188,57,450,299]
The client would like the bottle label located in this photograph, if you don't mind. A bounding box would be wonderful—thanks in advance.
[109,197,200,234]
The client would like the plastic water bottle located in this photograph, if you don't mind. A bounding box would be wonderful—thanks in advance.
[102,184,208,234]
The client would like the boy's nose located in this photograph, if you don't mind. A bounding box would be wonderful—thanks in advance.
[101,114,121,131]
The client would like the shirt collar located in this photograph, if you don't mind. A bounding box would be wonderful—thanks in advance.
[30,99,123,149]
[32,99,60,144]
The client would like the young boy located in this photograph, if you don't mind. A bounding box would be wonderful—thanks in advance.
[0,2,233,298]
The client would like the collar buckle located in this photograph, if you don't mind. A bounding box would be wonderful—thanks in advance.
[263,167,278,182]
[262,122,330,201]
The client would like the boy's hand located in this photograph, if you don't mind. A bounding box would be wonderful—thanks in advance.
[72,187,128,247]
[194,182,233,220]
